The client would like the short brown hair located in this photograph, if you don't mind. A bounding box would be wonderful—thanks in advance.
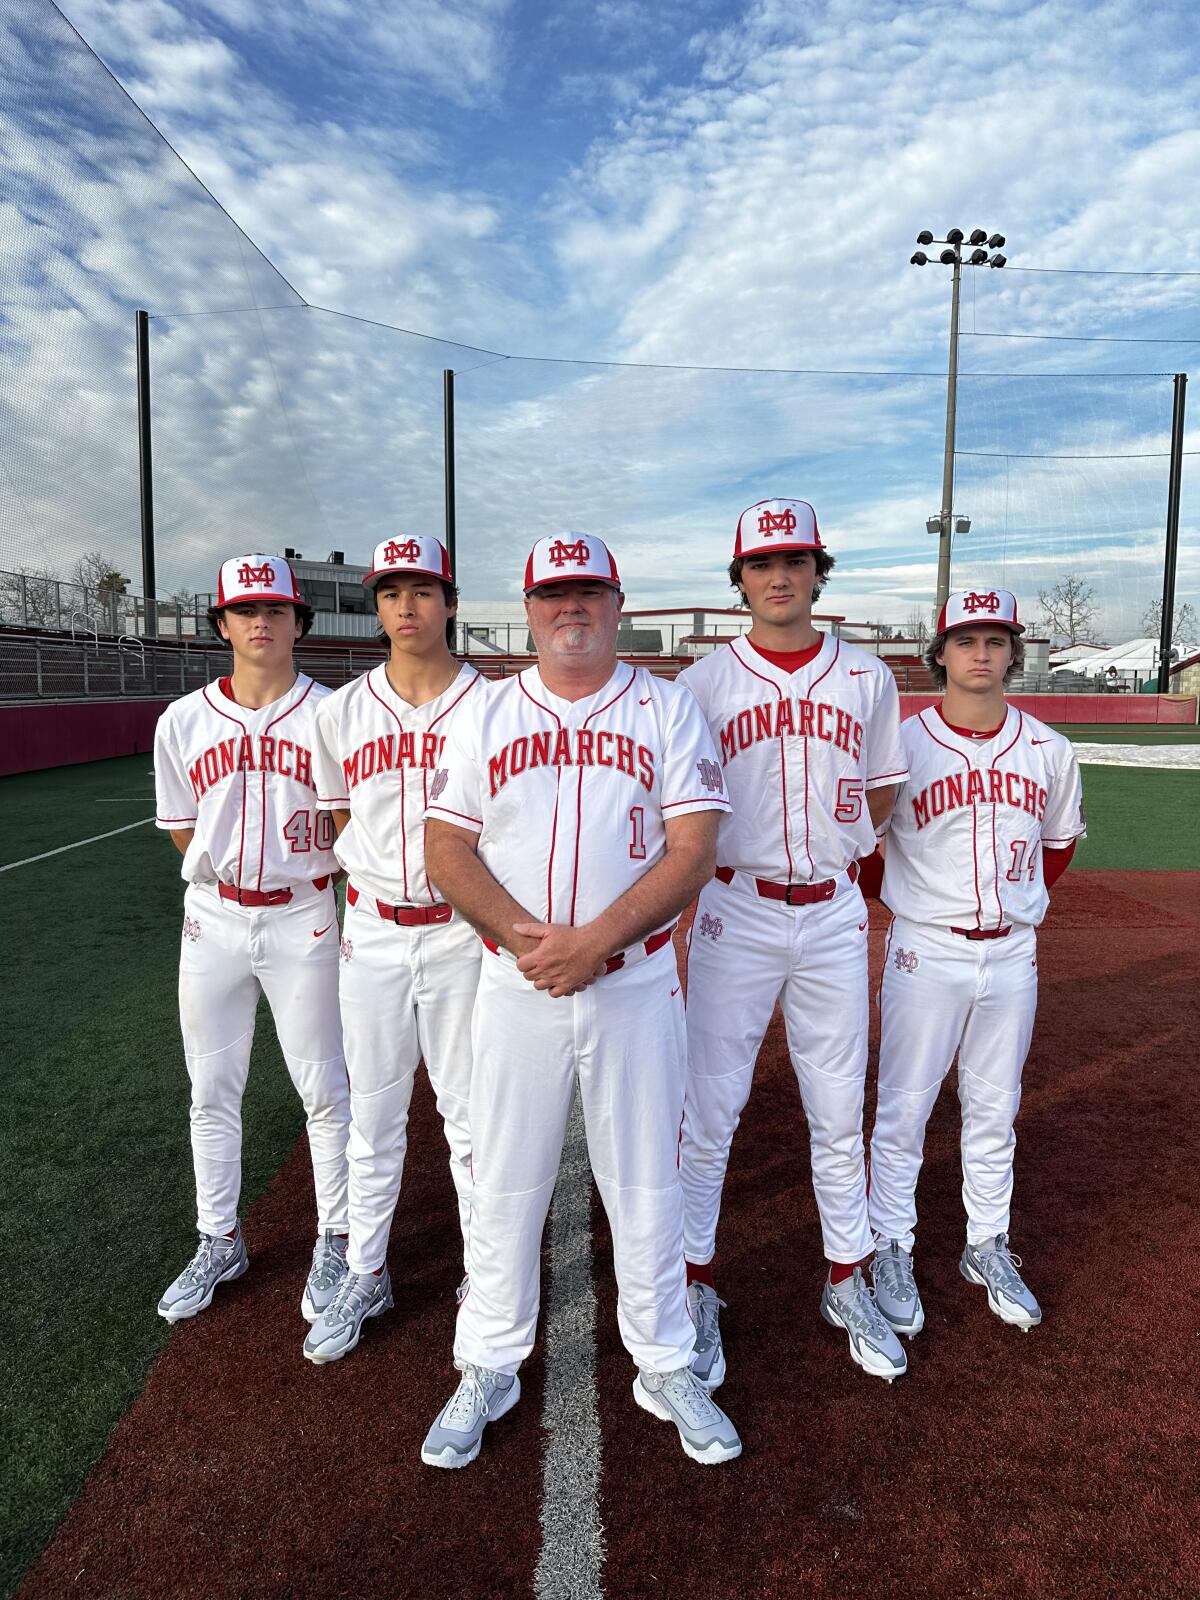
[924,628,1025,690]
[373,577,460,651]
[728,548,836,605]
[207,601,315,640]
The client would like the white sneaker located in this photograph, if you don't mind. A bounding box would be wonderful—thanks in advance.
[422,1363,521,1468]
[820,1267,908,1381]
[633,1366,741,1464]
[960,1235,1042,1330]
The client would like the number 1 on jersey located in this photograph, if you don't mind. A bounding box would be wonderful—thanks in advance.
[628,805,646,860]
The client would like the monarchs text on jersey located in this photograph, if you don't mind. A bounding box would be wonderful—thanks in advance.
[425,663,730,933]
[312,662,482,904]
[154,675,339,888]
[678,635,907,882]
[881,706,1086,929]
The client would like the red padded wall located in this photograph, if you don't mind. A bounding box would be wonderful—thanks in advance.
[0,700,170,777]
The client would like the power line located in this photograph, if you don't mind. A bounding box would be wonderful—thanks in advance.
[1003,266,1200,278]
[965,331,1200,346]
[958,449,1200,460]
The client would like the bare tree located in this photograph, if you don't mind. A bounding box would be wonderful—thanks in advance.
[1141,598,1198,640]
[0,564,62,628]
[904,606,931,645]
[70,551,129,632]
[1037,573,1098,645]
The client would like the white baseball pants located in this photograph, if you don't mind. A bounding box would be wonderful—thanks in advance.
[869,916,1038,1252]
[177,881,349,1238]
[454,945,695,1378]
[338,893,479,1276]
[680,871,873,1266]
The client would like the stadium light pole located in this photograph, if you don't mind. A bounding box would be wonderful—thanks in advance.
[910,228,1008,613]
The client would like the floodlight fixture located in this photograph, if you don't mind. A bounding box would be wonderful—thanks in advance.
[916,229,934,246]
[969,229,988,245]
[939,248,957,264]
[969,247,989,265]
[911,251,929,265]
[987,233,1005,248]
[990,252,1007,268]
[954,515,972,534]
[946,227,964,244]
[926,515,942,535]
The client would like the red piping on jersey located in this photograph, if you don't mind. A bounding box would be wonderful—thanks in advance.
[428,805,482,827]
[425,672,481,904]
[202,683,250,890]
[987,711,1023,930]
[571,666,637,926]
[917,709,982,930]
[797,639,839,879]
[258,678,316,891]
[728,640,796,881]
[518,675,564,922]
[662,796,732,810]
[366,669,411,901]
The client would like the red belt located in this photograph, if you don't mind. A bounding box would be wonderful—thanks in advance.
[480,923,676,974]
[951,925,1011,941]
[715,860,858,906]
[218,875,330,908]
[347,883,452,926]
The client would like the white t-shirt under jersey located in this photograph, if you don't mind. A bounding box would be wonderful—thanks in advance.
[880,704,1086,930]
[678,634,908,883]
[312,661,483,905]
[154,673,338,889]
[425,661,730,932]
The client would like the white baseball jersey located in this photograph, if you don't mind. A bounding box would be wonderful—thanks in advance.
[881,705,1086,930]
[312,662,483,904]
[154,675,338,888]
[678,636,907,881]
[426,662,731,929]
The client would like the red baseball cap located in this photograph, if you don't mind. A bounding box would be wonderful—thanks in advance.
[362,535,453,589]
[936,588,1025,634]
[734,498,824,559]
[216,554,302,607]
[524,533,621,592]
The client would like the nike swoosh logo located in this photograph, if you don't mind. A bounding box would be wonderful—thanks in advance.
[1031,738,1051,745]
[849,669,870,676]
[640,696,652,705]
[858,921,867,931]
[313,922,335,938]
[671,985,681,997]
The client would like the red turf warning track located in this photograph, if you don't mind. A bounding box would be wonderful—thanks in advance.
[22,871,1200,1600]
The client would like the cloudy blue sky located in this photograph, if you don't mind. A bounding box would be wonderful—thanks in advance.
[2,0,1198,635]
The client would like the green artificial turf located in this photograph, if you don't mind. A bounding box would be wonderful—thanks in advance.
[1072,764,1200,871]
[0,757,308,1597]
[1052,723,1200,744]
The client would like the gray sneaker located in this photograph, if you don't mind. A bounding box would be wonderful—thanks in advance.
[960,1235,1042,1330]
[687,1282,727,1390]
[820,1267,908,1381]
[303,1266,394,1363]
[158,1227,249,1322]
[633,1365,741,1464]
[871,1242,925,1339]
[301,1230,349,1322]
[421,1363,521,1468]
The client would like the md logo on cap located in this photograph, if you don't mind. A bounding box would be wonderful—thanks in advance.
[547,537,591,568]
[962,590,1002,615]
[937,587,1024,633]
[383,538,423,565]
[237,560,276,587]
[757,506,798,538]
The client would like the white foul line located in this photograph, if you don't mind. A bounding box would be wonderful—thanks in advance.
[534,1090,605,1600]
[0,817,156,872]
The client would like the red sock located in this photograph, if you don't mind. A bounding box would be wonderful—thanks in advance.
[829,1253,873,1286]
[372,1266,383,1277]
[686,1260,715,1289]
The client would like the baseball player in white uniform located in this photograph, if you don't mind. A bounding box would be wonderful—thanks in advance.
[303,535,483,1362]
[866,588,1085,1335]
[153,555,350,1326]
[420,534,742,1468]
[677,499,910,1387]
